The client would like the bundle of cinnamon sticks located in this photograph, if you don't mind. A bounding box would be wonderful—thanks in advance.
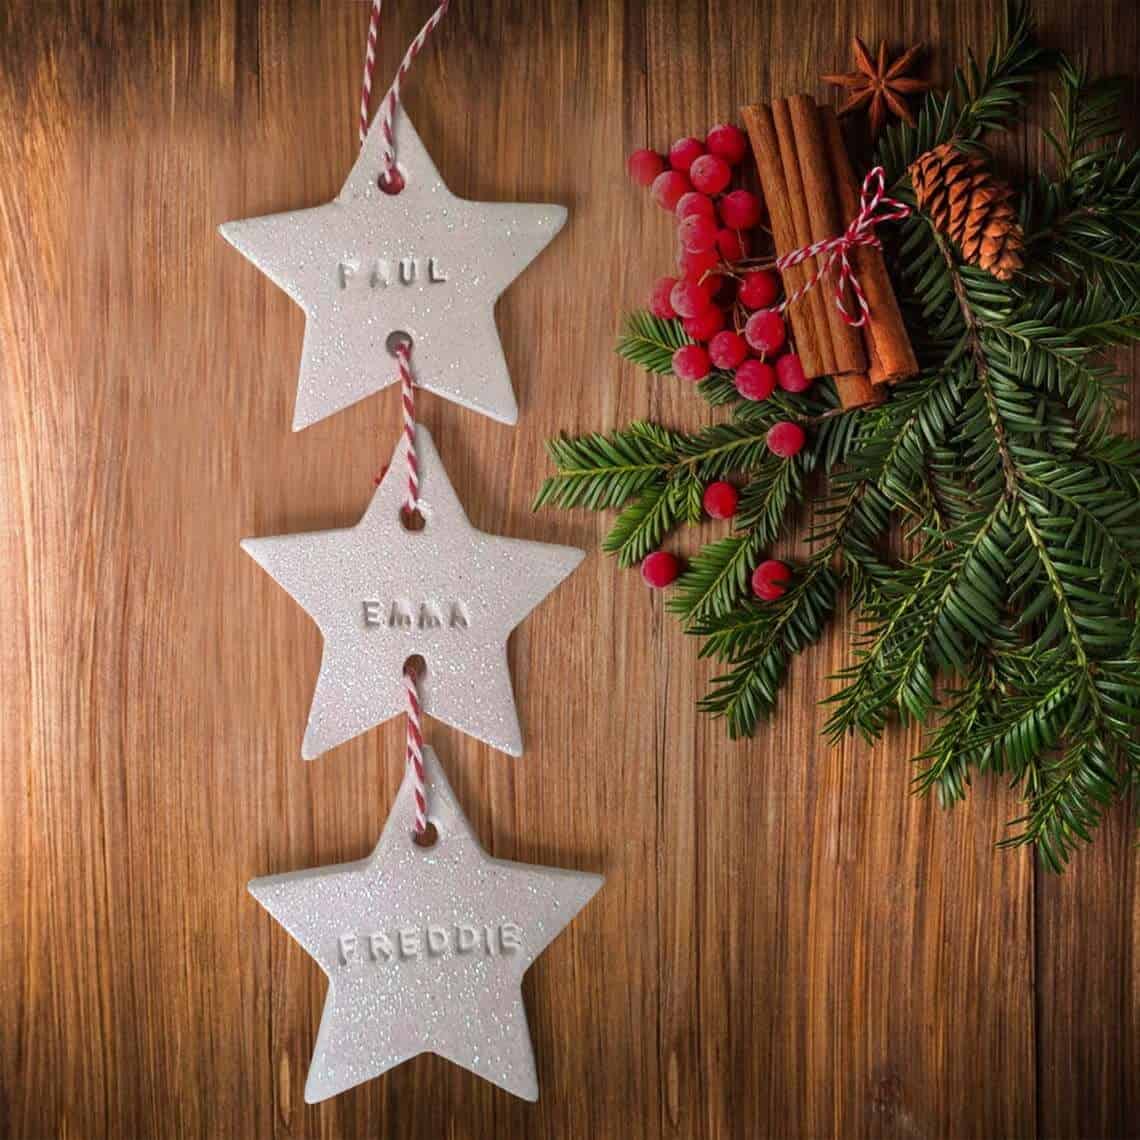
[740,94,917,408]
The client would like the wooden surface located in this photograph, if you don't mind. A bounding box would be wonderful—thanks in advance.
[1,2,1138,1137]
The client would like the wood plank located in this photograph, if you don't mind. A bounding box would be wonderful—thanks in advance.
[0,1,1135,1137]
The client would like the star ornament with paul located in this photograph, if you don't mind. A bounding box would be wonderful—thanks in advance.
[219,109,566,429]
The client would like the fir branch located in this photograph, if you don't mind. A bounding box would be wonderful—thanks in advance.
[1000,729,1122,871]
[537,15,1140,867]
[985,321,1122,438]
[735,456,804,546]
[876,1,1046,185]
[827,186,1140,862]
[912,658,994,805]
[615,311,744,407]
[533,422,683,511]
[602,481,680,568]
[696,562,840,737]
[1019,461,1140,605]
[1021,73,1140,299]
[1046,55,1122,178]
[675,422,778,480]
[697,370,741,406]
[667,533,764,626]
[827,499,1009,737]
[615,311,690,374]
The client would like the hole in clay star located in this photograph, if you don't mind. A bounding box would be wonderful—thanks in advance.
[413,821,439,848]
[386,329,413,357]
[378,166,406,195]
[400,506,426,531]
[403,654,426,680]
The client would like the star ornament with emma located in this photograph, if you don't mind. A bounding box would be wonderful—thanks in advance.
[240,426,584,759]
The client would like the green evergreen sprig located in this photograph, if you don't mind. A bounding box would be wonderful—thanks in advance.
[616,311,742,405]
[535,2,1140,868]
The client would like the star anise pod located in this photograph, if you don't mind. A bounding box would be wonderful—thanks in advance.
[822,37,931,138]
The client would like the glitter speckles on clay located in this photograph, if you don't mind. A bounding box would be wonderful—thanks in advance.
[241,426,584,758]
[218,109,566,429]
[249,746,603,1102]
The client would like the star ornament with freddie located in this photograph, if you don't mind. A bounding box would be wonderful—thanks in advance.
[249,746,604,1102]
[219,110,566,429]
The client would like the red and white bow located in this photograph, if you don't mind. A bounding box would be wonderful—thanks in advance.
[774,166,910,328]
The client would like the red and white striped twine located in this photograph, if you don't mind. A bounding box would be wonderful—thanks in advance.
[397,340,424,833]
[404,662,427,834]
[396,341,419,513]
[358,0,450,180]
[357,2,448,833]
[358,0,383,147]
[775,166,910,328]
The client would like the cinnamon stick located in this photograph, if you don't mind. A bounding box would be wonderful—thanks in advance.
[788,94,867,376]
[821,107,918,385]
[836,372,884,408]
[739,104,826,379]
[770,99,838,377]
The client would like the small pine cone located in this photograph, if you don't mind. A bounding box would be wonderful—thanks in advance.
[909,142,1024,281]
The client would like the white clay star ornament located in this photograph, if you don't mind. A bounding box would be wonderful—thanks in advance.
[241,426,583,759]
[219,110,566,429]
[249,745,603,1101]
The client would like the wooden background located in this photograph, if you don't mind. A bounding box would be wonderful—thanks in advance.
[1,1,1137,1137]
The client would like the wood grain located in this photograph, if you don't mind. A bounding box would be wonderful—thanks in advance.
[0,2,1137,1137]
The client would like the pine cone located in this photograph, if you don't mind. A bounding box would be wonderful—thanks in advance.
[908,142,1023,281]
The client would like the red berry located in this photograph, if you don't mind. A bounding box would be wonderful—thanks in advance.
[678,213,718,253]
[678,245,720,283]
[776,353,811,393]
[672,344,711,381]
[751,559,791,601]
[675,191,716,221]
[669,278,713,318]
[715,228,747,261]
[703,480,739,519]
[627,148,665,187]
[689,153,732,195]
[739,270,780,310]
[706,123,749,165]
[651,169,692,211]
[650,275,679,319]
[641,550,682,589]
[734,359,777,401]
[745,309,787,354]
[683,307,725,342]
[767,421,806,458]
[718,189,762,230]
[708,330,748,369]
[668,136,705,173]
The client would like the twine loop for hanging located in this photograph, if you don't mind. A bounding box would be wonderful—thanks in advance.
[357,1,450,835]
[358,0,450,189]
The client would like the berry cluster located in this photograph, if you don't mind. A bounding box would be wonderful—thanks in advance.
[627,128,813,423]
[626,126,803,599]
